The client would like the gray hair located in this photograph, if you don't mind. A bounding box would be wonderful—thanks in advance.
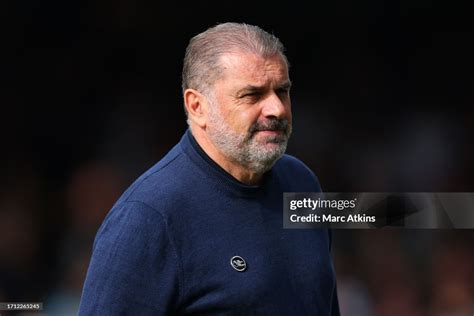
[182,22,288,97]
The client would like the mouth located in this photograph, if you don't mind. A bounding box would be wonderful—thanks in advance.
[255,130,284,137]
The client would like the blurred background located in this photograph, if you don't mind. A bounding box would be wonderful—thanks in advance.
[2,0,473,315]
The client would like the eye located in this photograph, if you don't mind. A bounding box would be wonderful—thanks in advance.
[276,88,290,96]
[241,92,262,100]
[244,92,259,97]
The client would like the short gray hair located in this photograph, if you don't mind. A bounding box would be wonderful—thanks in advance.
[182,22,288,96]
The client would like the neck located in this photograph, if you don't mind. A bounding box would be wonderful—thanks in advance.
[190,126,264,186]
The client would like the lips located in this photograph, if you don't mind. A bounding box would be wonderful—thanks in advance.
[256,130,283,135]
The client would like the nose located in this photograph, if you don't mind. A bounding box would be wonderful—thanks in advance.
[261,92,290,119]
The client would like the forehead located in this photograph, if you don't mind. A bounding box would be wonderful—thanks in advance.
[216,52,289,87]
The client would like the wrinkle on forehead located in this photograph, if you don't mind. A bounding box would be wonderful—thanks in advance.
[217,52,289,85]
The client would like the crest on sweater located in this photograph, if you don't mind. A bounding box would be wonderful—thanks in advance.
[230,256,247,272]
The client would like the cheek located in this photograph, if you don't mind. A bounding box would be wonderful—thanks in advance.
[227,108,260,132]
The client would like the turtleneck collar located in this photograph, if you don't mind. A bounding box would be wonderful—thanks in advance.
[179,129,273,198]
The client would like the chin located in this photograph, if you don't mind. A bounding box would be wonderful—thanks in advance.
[248,150,286,173]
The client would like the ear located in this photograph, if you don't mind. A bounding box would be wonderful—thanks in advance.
[184,88,208,128]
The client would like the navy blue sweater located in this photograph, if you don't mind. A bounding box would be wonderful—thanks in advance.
[79,130,339,315]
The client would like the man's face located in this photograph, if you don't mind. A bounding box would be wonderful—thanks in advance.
[205,51,292,173]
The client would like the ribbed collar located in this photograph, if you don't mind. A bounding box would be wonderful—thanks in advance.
[179,129,272,198]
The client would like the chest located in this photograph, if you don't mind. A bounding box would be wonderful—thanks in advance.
[172,207,335,314]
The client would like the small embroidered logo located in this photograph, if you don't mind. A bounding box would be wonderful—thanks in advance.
[230,256,247,272]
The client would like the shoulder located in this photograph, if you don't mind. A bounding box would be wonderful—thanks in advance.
[93,200,169,251]
[112,143,198,216]
[272,154,322,192]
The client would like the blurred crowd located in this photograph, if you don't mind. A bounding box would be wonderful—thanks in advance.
[1,107,473,315]
[334,230,473,316]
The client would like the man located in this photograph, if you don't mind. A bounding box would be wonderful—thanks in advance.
[79,22,340,315]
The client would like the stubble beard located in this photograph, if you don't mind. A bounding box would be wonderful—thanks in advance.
[207,101,292,174]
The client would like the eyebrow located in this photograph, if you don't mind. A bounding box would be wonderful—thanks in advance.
[236,81,292,96]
